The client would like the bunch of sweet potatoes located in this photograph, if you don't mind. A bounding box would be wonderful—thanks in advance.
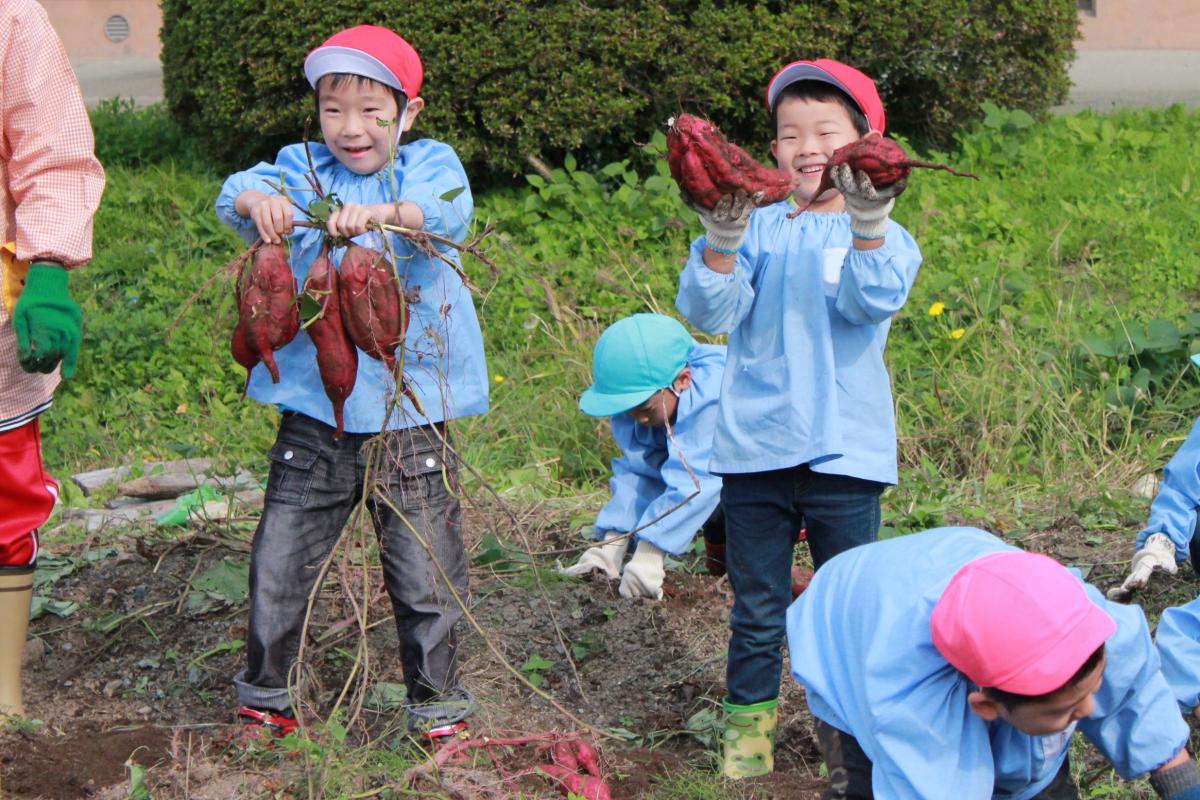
[231,239,409,438]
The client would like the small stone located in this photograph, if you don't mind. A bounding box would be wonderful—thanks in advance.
[137,705,152,716]
[1132,473,1161,500]
[103,678,123,697]
[22,638,47,666]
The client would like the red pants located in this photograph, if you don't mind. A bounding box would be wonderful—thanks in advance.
[0,419,56,568]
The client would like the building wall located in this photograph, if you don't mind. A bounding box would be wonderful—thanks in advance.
[1077,1,1200,49]
[38,0,161,59]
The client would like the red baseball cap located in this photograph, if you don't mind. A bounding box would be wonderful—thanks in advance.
[930,551,1116,695]
[305,25,424,98]
[765,59,886,134]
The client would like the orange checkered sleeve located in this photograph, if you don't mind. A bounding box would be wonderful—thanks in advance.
[0,0,105,267]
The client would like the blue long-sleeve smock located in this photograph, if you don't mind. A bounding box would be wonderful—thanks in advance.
[676,205,921,482]
[593,343,724,555]
[216,139,488,433]
[1135,417,1200,561]
[787,526,1189,800]
[1156,595,1200,712]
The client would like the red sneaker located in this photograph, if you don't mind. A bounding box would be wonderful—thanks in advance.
[238,706,299,740]
[424,721,469,762]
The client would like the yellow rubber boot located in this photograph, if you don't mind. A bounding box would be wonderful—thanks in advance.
[722,697,778,778]
[0,570,33,718]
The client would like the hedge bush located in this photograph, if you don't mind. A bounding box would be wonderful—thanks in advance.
[162,0,1078,181]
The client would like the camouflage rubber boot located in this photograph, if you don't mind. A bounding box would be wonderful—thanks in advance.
[722,697,778,778]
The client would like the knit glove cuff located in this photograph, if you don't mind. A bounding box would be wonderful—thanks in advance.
[1150,759,1200,799]
[830,163,899,240]
[694,190,756,254]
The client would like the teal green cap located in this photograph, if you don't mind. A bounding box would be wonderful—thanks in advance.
[1192,353,1200,370]
[579,314,694,417]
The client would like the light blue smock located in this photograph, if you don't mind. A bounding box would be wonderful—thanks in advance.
[594,344,724,555]
[676,204,922,482]
[787,526,1189,800]
[216,139,488,433]
[1156,595,1200,712]
[1135,417,1200,561]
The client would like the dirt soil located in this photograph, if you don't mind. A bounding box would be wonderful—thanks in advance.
[1,497,1188,799]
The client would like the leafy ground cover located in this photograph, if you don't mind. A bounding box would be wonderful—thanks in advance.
[6,103,1200,798]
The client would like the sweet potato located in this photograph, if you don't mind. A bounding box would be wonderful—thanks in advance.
[538,764,613,800]
[666,114,794,210]
[229,322,258,396]
[302,247,357,438]
[789,132,978,217]
[236,243,299,383]
[338,243,407,372]
[549,741,580,773]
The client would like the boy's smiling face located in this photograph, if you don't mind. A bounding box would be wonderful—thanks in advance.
[771,95,864,212]
[318,76,420,175]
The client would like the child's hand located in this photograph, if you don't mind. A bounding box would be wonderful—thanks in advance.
[692,190,756,255]
[249,194,296,244]
[326,203,393,238]
[830,164,902,241]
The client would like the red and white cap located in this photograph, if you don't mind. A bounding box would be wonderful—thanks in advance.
[304,25,424,98]
[765,59,886,134]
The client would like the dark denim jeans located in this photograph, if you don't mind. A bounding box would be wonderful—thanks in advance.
[1190,510,1200,575]
[721,465,885,706]
[816,720,1079,799]
[234,412,473,729]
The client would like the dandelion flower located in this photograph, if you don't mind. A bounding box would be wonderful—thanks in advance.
[949,328,966,340]
[494,374,505,383]
[928,302,945,317]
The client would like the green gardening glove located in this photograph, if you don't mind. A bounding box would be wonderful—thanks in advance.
[12,263,82,378]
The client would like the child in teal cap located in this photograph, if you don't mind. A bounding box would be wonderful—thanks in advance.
[561,313,725,599]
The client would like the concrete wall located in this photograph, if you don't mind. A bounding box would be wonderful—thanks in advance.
[38,0,161,59]
[1078,1,1200,49]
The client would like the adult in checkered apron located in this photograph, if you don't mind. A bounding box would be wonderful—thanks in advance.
[0,0,105,718]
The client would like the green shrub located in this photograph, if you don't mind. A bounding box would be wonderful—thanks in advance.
[89,98,200,169]
[161,0,1078,181]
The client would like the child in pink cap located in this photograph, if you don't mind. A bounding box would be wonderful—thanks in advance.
[785,526,1200,799]
[216,25,487,742]
[674,58,922,776]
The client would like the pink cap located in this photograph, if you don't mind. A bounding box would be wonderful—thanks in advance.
[765,59,886,134]
[305,25,424,97]
[930,551,1116,695]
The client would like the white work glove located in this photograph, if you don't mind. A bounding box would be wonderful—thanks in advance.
[690,189,759,254]
[560,531,629,580]
[1107,532,1178,601]
[829,163,901,240]
[619,540,666,600]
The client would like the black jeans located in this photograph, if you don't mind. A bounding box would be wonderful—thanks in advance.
[816,721,1079,799]
[234,412,473,728]
[721,466,885,706]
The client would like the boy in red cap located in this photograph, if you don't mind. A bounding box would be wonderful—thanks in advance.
[674,59,922,776]
[216,25,487,742]
[785,527,1200,799]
